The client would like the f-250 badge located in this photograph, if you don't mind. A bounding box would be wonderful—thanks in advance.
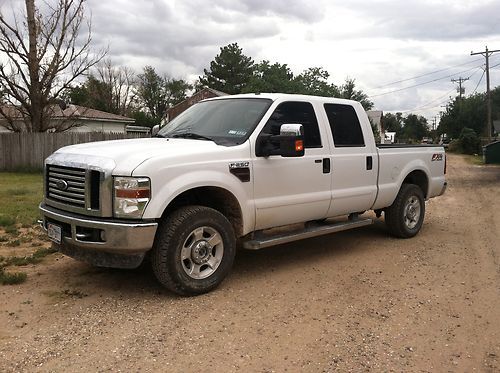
[431,154,443,161]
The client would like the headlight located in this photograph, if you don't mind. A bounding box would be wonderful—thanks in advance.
[113,177,151,219]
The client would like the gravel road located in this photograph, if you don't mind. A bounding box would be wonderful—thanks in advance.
[1,154,499,372]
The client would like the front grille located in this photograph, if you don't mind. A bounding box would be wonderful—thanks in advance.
[47,165,87,207]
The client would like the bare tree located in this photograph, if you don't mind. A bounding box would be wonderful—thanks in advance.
[95,59,136,116]
[0,0,105,132]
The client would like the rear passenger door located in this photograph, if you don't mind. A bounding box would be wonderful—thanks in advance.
[322,103,378,217]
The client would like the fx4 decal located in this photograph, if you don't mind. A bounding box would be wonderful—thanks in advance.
[431,153,443,161]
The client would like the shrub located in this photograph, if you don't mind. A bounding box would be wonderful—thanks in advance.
[458,128,481,155]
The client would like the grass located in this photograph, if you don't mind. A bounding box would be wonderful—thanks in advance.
[0,268,27,285]
[464,154,485,165]
[0,247,57,267]
[0,172,43,228]
[0,247,56,286]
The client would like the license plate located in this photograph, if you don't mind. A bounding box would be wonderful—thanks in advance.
[47,223,62,244]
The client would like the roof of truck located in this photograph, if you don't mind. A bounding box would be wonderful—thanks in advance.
[206,93,360,106]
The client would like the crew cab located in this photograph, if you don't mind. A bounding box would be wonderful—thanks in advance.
[40,94,447,295]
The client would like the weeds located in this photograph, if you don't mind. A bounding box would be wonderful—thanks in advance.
[0,247,57,285]
[0,267,27,285]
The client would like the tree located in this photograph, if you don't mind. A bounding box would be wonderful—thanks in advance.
[63,75,112,113]
[383,112,404,138]
[339,78,373,110]
[438,92,492,139]
[199,43,254,94]
[136,66,191,121]
[294,67,339,97]
[402,114,429,141]
[243,61,298,93]
[95,59,136,116]
[0,0,105,132]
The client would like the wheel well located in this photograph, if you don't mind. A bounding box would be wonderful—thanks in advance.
[161,187,244,237]
[403,170,428,198]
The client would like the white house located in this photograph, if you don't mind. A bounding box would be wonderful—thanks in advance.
[0,104,135,133]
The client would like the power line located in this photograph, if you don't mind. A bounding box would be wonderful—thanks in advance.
[368,64,484,98]
[471,45,500,141]
[472,69,485,94]
[370,57,484,90]
[402,88,456,113]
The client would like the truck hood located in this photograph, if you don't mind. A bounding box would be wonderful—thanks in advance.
[50,138,221,175]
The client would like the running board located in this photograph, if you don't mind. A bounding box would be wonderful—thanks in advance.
[242,218,373,250]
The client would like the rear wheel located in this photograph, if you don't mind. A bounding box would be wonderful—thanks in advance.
[152,206,236,295]
[385,184,425,238]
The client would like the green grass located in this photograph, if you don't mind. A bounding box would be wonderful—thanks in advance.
[0,172,43,228]
[0,247,56,286]
[0,247,56,267]
[464,154,485,165]
[0,267,27,285]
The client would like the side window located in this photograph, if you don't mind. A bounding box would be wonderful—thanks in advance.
[324,104,365,147]
[260,101,322,148]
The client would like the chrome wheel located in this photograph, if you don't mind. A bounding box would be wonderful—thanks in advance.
[403,195,421,230]
[181,226,224,280]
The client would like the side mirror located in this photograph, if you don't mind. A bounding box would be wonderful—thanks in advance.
[255,123,305,157]
[151,125,160,137]
[279,123,304,157]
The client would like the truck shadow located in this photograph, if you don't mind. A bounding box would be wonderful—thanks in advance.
[60,219,390,297]
[232,220,389,274]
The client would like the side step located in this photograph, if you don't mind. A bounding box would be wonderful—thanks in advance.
[242,218,373,250]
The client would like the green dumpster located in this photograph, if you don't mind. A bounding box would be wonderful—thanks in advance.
[483,141,500,164]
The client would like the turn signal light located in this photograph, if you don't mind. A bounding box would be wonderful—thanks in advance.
[115,189,150,199]
[295,140,304,152]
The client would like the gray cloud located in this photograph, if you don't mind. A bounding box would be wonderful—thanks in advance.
[337,0,500,40]
[88,0,303,76]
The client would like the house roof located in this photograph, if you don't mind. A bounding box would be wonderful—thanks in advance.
[0,104,134,123]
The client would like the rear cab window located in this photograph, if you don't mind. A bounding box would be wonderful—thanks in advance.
[323,103,365,147]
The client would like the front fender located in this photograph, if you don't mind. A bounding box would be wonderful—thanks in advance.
[143,169,255,236]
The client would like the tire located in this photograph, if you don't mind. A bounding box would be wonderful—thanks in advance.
[152,205,236,295]
[385,184,425,238]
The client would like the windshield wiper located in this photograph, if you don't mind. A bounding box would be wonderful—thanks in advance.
[169,132,214,142]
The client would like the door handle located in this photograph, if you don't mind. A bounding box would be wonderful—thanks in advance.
[366,156,373,170]
[323,158,330,173]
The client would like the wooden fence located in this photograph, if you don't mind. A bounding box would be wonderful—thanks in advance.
[0,132,149,171]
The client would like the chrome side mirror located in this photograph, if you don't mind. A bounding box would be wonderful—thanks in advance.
[151,124,160,137]
[279,123,304,157]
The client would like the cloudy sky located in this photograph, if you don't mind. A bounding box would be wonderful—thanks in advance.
[7,0,500,122]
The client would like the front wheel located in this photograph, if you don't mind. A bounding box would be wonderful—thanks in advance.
[152,206,236,295]
[385,184,425,238]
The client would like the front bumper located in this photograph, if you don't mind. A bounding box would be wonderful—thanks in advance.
[39,203,158,255]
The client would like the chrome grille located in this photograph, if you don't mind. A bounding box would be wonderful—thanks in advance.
[47,165,86,207]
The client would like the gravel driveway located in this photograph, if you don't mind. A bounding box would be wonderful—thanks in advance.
[0,154,499,372]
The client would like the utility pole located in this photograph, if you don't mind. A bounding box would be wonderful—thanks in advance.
[451,77,469,99]
[471,46,500,142]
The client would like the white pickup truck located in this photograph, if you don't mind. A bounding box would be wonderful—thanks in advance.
[40,94,447,295]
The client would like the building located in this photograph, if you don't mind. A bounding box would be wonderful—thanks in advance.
[366,110,385,143]
[165,88,227,122]
[0,104,135,133]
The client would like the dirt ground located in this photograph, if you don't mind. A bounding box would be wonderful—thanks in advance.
[0,154,499,372]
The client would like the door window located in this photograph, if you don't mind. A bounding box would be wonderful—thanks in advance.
[260,101,322,148]
[324,104,365,147]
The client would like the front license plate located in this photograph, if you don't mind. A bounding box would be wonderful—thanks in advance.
[47,223,62,244]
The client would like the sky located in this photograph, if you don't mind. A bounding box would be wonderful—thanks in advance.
[6,0,500,123]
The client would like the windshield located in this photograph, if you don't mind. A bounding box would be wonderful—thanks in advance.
[158,98,272,146]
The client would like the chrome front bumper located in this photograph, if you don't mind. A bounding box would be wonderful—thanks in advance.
[39,203,158,255]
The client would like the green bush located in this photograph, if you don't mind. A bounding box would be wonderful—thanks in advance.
[458,128,481,155]
[447,139,462,153]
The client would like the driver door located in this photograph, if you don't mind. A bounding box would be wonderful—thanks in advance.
[252,101,332,230]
